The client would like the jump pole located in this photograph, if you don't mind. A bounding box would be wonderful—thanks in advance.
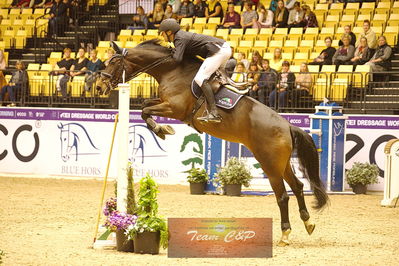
[117,82,131,213]
[92,114,119,244]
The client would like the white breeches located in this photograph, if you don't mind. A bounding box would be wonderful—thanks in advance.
[194,42,232,87]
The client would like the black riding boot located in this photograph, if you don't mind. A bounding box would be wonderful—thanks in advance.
[197,79,222,123]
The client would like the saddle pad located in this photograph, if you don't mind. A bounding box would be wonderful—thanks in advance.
[191,80,244,110]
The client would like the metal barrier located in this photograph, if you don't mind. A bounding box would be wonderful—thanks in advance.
[1,69,398,113]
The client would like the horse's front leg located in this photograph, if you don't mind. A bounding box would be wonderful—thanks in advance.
[141,98,175,140]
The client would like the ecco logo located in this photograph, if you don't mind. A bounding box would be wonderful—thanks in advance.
[0,124,40,162]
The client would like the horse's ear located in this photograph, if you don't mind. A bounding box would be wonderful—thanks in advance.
[111,41,123,54]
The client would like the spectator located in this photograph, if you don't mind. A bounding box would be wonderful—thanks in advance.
[236,51,249,69]
[250,50,262,69]
[247,62,261,89]
[285,0,296,10]
[365,36,392,73]
[338,25,356,47]
[177,0,195,20]
[129,6,149,30]
[33,0,52,8]
[48,0,68,37]
[104,48,115,66]
[158,0,168,10]
[85,50,104,92]
[309,37,336,68]
[273,0,288,28]
[251,59,277,104]
[302,5,318,29]
[287,2,304,29]
[269,60,295,108]
[349,37,372,67]
[231,62,247,82]
[221,3,241,30]
[148,3,165,29]
[269,0,278,12]
[0,50,6,89]
[356,20,377,50]
[55,48,74,98]
[70,48,88,78]
[193,0,207,18]
[169,0,181,13]
[206,0,223,19]
[0,61,28,107]
[270,48,283,72]
[332,34,355,67]
[292,62,312,107]
[253,4,273,28]
[240,1,258,30]
[164,4,178,19]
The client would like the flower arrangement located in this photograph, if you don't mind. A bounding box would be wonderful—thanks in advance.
[213,157,252,187]
[104,211,138,232]
[126,173,168,249]
[103,197,117,217]
[346,162,379,186]
[186,167,209,183]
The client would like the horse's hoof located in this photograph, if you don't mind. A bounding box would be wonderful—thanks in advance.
[161,125,175,135]
[304,220,315,235]
[277,239,289,247]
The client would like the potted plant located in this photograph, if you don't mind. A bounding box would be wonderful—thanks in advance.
[186,167,209,195]
[213,157,252,196]
[126,173,168,254]
[103,164,137,252]
[346,162,379,194]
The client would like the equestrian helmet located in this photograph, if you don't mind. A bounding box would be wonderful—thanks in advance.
[158,19,181,34]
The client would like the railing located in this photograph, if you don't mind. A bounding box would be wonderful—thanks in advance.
[1,69,399,113]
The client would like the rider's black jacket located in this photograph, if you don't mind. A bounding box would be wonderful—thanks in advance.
[172,30,225,63]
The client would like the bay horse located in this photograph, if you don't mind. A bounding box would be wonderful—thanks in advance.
[96,39,328,246]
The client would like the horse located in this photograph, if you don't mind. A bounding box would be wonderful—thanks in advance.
[96,39,329,246]
[58,122,99,162]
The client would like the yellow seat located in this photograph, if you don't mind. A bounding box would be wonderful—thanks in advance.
[289,27,304,38]
[124,41,138,48]
[32,8,46,20]
[0,9,8,18]
[259,28,273,36]
[8,8,20,20]
[15,29,27,49]
[330,78,348,101]
[253,40,268,54]
[371,26,383,35]
[216,28,229,40]
[48,52,62,66]
[268,40,283,50]
[297,40,314,54]
[313,77,328,100]
[290,65,300,73]
[372,13,388,28]
[180,17,193,27]
[324,15,340,29]
[27,63,41,79]
[36,19,48,37]
[282,52,293,61]
[344,3,360,15]
[118,29,132,43]
[131,29,145,42]
[229,28,244,42]
[193,17,207,31]
[263,52,273,60]
[202,28,216,36]
[69,76,86,97]
[2,29,14,48]
[388,14,399,26]
[318,27,335,40]
[237,40,253,55]
[21,8,33,20]
[303,27,319,41]
[309,52,320,63]
[282,39,298,53]
[336,65,354,80]
[242,28,258,41]
[207,17,221,29]
[355,65,371,86]
[292,52,308,65]
[0,41,5,50]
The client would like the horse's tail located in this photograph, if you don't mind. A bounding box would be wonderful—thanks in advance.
[290,126,329,210]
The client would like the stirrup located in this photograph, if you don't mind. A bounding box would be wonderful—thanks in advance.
[197,110,222,123]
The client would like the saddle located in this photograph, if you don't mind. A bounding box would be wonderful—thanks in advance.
[215,69,249,94]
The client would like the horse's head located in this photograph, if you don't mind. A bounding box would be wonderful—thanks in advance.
[96,39,174,95]
[58,123,71,162]
[96,42,129,95]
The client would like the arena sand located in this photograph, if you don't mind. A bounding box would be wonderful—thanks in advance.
[1,177,399,266]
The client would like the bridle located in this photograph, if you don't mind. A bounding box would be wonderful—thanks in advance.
[99,49,172,93]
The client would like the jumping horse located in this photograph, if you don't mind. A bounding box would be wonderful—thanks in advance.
[96,40,328,246]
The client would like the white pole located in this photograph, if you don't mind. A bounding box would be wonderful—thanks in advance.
[117,83,130,213]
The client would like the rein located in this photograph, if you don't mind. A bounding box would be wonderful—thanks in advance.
[100,53,172,88]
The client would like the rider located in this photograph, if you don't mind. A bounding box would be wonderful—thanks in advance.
[158,18,232,123]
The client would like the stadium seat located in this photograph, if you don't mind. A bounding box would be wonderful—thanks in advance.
[8,8,20,20]
[15,29,27,49]
[242,28,258,41]
[237,40,253,55]
[289,65,300,73]
[207,17,221,30]
[344,3,360,15]
[355,65,371,87]
[372,13,388,28]
[124,41,138,48]
[273,28,288,41]
[21,8,33,21]
[202,28,216,37]
[192,17,206,31]
[118,29,132,43]
[216,28,229,40]
[253,40,268,54]
[282,52,293,62]
[132,29,145,42]
[229,28,244,42]
[292,53,308,65]
[69,76,85,97]
[384,26,399,45]
[180,17,193,28]
[330,78,348,101]
[144,29,158,41]
[282,39,298,54]
[2,29,14,48]
[268,40,283,51]
[388,14,399,27]
[48,52,62,66]
[303,27,319,41]
[328,3,344,16]
[298,40,314,54]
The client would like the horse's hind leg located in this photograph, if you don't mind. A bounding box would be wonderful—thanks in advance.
[283,163,315,235]
[141,99,175,140]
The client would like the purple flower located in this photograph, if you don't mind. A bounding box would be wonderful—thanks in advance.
[103,197,117,217]
[104,211,137,231]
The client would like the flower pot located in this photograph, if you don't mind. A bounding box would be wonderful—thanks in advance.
[352,183,367,194]
[225,184,242,196]
[189,182,206,195]
[134,231,160,254]
[116,229,134,252]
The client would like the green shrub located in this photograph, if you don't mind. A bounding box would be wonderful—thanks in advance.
[346,162,379,186]
[186,168,209,183]
[214,157,252,187]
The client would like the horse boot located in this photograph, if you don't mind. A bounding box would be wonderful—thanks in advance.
[197,79,222,123]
